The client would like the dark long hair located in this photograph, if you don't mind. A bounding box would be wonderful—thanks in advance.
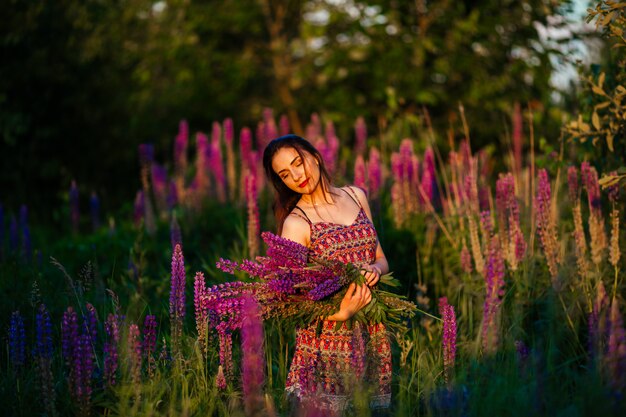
[262,134,333,235]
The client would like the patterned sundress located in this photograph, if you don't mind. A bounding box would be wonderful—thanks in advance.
[285,187,392,413]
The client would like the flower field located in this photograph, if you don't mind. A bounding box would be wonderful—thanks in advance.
[1,103,625,417]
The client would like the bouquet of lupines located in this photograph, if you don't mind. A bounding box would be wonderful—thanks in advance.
[211,232,416,333]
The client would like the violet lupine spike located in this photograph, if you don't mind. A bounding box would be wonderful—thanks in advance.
[480,210,493,237]
[138,143,155,166]
[84,303,98,347]
[34,303,56,417]
[9,311,26,370]
[216,258,239,274]
[354,155,367,191]
[241,296,265,416]
[460,243,472,274]
[367,148,382,198]
[169,243,186,352]
[308,278,342,301]
[438,297,457,384]
[582,162,602,215]
[606,299,626,390]
[62,307,79,367]
[223,118,234,146]
[261,231,309,266]
[267,279,297,295]
[104,314,120,386]
[218,329,234,379]
[70,180,80,233]
[143,315,158,358]
[76,332,95,415]
[354,116,367,156]
[279,114,290,136]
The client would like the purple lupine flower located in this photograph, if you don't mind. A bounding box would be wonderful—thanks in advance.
[62,307,79,367]
[35,304,53,360]
[267,279,297,295]
[367,148,382,198]
[279,114,290,136]
[480,210,493,237]
[133,190,144,227]
[174,119,189,176]
[128,323,142,384]
[241,296,265,415]
[89,192,100,231]
[606,299,626,390]
[535,169,551,231]
[354,116,367,156]
[354,155,367,191]
[481,236,505,354]
[421,148,436,202]
[216,258,239,274]
[261,232,309,267]
[256,121,266,152]
[535,169,560,284]
[34,303,56,416]
[9,311,26,370]
[170,215,182,250]
[607,170,620,203]
[138,143,155,166]
[308,278,342,301]
[240,127,253,174]
[75,332,95,415]
[567,166,579,204]
[582,162,602,215]
[104,313,120,386]
[438,297,457,384]
[83,303,98,347]
[143,315,158,358]
[167,180,178,210]
[169,243,186,352]
[496,174,513,224]
[151,163,169,213]
[246,173,260,258]
[70,180,80,233]
[223,118,234,146]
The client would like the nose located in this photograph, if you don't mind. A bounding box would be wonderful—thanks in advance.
[291,165,304,181]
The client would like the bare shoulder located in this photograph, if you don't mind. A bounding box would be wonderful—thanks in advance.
[345,185,369,207]
[281,211,310,246]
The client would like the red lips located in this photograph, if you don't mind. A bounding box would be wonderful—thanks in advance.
[298,178,309,188]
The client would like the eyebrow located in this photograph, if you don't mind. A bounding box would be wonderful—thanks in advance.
[277,156,301,174]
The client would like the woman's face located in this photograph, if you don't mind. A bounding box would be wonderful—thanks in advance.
[271,146,320,194]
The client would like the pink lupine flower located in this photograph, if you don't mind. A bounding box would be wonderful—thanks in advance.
[246,173,260,258]
[169,244,186,352]
[460,242,472,274]
[216,365,227,390]
[354,116,367,156]
[367,147,382,198]
[354,155,367,191]
[241,296,265,415]
[439,297,457,384]
[567,166,579,204]
[482,236,505,354]
[194,272,209,354]
[535,169,560,286]
[240,127,253,173]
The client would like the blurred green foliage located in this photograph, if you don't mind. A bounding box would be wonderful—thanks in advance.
[1,0,578,220]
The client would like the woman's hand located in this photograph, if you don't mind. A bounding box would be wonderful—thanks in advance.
[327,283,372,322]
[361,264,382,287]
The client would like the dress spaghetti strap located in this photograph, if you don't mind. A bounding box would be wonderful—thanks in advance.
[343,186,363,209]
[290,206,312,225]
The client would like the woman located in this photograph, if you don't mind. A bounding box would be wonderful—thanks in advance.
[262,134,392,415]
